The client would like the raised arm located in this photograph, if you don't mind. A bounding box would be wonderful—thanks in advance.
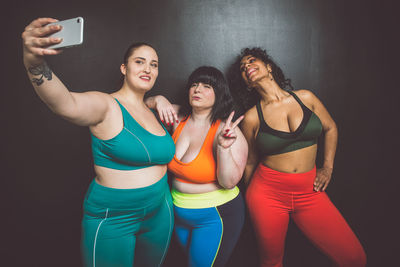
[145,95,180,126]
[22,18,109,126]
[298,90,338,191]
[240,107,260,185]
[215,112,248,189]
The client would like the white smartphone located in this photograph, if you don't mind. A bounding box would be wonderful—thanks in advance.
[47,17,84,49]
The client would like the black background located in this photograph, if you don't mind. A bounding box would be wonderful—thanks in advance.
[3,0,399,266]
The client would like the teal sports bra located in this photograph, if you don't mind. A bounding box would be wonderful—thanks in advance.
[255,91,323,156]
[91,99,175,170]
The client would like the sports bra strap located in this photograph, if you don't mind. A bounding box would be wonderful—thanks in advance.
[168,117,221,184]
[256,91,307,124]
[287,90,306,108]
[207,120,221,142]
[172,116,189,141]
[256,102,265,124]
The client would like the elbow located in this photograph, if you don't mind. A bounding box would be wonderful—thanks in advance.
[219,182,237,190]
[331,121,338,134]
[217,174,240,189]
[324,121,338,137]
[327,120,338,133]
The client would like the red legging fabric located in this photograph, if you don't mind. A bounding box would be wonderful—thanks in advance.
[246,164,366,267]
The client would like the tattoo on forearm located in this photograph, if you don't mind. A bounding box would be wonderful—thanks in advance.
[28,63,52,86]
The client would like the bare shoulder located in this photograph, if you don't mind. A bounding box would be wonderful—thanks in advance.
[75,90,113,101]
[87,92,122,136]
[87,90,116,102]
[92,91,128,119]
[98,92,122,110]
[240,106,259,137]
[293,89,317,100]
[243,106,259,126]
[292,89,321,109]
[69,90,117,114]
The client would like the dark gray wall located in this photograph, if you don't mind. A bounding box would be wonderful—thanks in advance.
[3,0,398,266]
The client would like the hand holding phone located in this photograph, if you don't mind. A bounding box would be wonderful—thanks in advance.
[47,17,84,49]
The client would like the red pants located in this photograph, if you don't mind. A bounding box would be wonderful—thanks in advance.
[246,164,366,267]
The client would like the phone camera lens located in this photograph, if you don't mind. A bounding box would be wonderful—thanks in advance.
[77,18,80,23]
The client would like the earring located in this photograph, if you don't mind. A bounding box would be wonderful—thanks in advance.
[269,71,273,81]
[246,86,253,92]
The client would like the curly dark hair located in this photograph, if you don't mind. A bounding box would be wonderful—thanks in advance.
[227,47,293,114]
[178,66,234,124]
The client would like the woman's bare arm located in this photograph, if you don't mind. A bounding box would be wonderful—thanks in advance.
[240,107,260,185]
[216,112,248,189]
[22,17,110,127]
[298,90,338,191]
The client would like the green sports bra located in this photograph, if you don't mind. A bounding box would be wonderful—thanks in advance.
[91,99,175,170]
[255,91,323,156]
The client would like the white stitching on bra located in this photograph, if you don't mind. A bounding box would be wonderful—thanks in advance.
[123,127,151,163]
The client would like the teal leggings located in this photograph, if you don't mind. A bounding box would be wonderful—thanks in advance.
[81,174,174,267]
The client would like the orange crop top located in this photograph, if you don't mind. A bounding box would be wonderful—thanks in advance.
[167,117,221,184]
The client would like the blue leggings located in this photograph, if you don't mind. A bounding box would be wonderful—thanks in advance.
[174,193,245,267]
[81,174,173,267]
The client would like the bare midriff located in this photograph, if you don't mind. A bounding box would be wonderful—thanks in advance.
[94,164,167,189]
[172,179,222,194]
[261,144,317,173]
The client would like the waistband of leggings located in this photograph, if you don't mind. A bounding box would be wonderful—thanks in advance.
[253,163,317,192]
[171,186,240,209]
[84,173,169,209]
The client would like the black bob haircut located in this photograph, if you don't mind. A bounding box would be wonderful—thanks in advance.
[179,66,234,124]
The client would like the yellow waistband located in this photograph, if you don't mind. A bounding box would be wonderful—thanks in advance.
[171,186,240,209]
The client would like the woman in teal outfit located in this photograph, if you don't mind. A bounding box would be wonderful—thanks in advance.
[22,18,175,266]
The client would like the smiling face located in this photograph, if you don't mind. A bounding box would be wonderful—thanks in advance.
[189,82,215,110]
[239,55,271,86]
[120,45,159,92]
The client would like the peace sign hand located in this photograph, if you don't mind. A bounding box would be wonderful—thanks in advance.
[218,111,244,149]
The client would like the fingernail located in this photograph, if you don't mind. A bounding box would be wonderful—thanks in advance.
[225,129,229,132]
[176,120,179,123]
[161,120,164,122]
